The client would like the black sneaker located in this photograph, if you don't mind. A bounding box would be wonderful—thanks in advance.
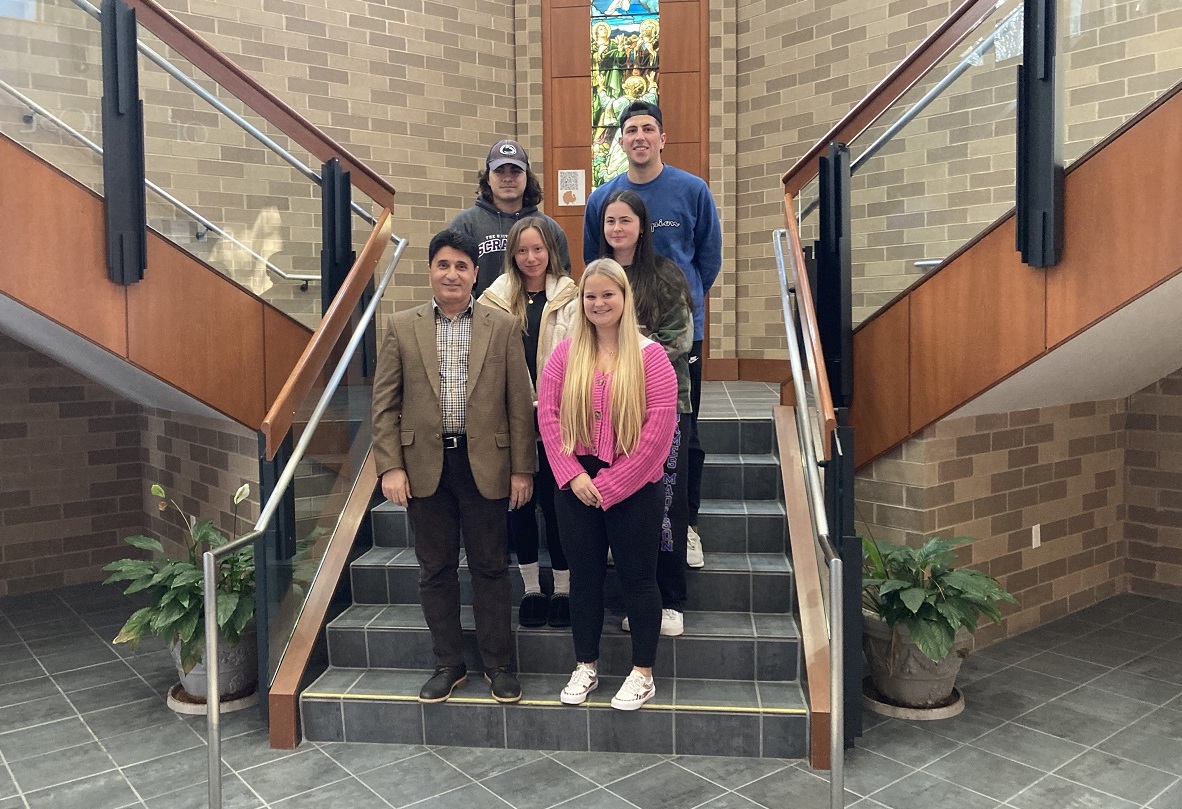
[485,667,522,703]
[419,665,467,703]
[518,592,549,627]
[546,593,571,627]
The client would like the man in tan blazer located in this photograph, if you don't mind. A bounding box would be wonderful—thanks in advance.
[372,229,536,704]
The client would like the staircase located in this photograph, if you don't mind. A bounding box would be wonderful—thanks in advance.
[298,412,810,758]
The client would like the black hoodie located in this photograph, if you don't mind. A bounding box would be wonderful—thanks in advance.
[450,198,572,298]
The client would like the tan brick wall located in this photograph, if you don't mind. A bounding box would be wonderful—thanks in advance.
[729,0,1182,349]
[857,399,1130,647]
[0,334,259,596]
[1125,367,1182,602]
[140,408,259,553]
[0,334,147,597]
[730,0,958,358]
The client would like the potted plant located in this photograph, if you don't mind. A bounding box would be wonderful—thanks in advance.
[104,483,257,708]
[862,535,1017,710]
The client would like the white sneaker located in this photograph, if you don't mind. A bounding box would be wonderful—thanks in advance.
[560,664,599,705]
[611,670,656,711]
[623,610,683,635]
[686,527,705,569]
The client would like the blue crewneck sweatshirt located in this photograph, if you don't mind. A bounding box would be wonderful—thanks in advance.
[584,165,722,340]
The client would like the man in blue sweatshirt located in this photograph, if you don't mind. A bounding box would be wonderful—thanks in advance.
[452,139,571,299]
[583,100,721,570]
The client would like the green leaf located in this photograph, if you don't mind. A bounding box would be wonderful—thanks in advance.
[907,616,956,662]
[216,592,239,627]
[122,535,165,554]
[151,484,166,498]
[899,587,927,614]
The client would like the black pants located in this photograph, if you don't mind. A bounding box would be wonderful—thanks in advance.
[508,441,567,570]
[687,339,705,524]
[406,446,512,671]
[656,416,689,612]
[555,455,663,668]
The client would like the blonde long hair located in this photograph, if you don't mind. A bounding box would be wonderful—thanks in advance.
[502,217,566,334]
[559,259,647,455]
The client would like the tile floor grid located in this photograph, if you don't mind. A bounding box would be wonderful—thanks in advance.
[3,587,1182,808]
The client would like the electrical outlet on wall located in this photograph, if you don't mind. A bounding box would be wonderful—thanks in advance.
[1032,523,1041,548]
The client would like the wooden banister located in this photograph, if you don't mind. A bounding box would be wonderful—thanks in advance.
[775,406,832,769]
[783,196,837,457]
[782,0,1001,196]
[261,209,394,458]
[125,0,397,209]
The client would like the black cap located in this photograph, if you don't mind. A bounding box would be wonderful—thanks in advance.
[619,100,663,129]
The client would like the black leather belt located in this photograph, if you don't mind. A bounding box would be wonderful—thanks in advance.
[442,434,466,450]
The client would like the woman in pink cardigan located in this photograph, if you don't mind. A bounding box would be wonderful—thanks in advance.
[537,258,677,710]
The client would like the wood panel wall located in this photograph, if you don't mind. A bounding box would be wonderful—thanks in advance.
[852,86,1182,469]
[0,135,311,429]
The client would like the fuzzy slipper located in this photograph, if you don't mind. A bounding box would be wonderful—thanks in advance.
[546,594,571,628]
[518,592,549,628]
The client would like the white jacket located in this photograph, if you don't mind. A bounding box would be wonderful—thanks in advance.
[479,273,579,396]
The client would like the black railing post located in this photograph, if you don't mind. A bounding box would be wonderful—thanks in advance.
[253,429,295,716]
[1016,0,1064,268]
[814,143,852,409]
[828,414,862,745]
[100,0,147,284]
[320,158,377,381]
[817,140,861,744]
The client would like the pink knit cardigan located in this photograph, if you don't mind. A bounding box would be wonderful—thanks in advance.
[537,338,678,510]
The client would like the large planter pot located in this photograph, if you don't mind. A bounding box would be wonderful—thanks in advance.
[169,626,258,702]
[863,613,973,708]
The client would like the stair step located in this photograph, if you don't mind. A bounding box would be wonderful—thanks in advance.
[371,498,787,553]
[325,604,799,682]
[350,549,794,615]
[697,417,776,456]
[300,666,807,758]
[701,453,781,500]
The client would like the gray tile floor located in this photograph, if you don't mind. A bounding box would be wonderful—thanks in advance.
[4,584,1181,809]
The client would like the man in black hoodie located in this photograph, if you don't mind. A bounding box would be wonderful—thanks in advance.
[451,139,571,298]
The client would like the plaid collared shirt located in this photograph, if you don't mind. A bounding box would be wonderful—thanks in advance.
[433,298,473,435]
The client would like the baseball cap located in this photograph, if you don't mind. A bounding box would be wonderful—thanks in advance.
[487,139,529,171]
[619,100,663,129]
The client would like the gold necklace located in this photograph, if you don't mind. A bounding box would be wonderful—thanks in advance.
[526,288,544,305]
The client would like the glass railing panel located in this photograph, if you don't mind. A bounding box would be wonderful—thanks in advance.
[795,174,820,248]
[261,237,394,684]
[135,26,333,327]
[846,0,1022,326]
[0,0,103,192]
[1061,0,1182,166]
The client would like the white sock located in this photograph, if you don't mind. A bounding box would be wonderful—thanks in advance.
[551,568,570,596]
[519,562,541,594]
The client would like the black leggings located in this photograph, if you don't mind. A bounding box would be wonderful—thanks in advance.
[508,442,567,570]
[555,455,663,668]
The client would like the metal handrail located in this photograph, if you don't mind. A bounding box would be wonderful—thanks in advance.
[799,2,1023,223]
[0,77,318,284]
[201,233,408,809]
[69,0,378,228]
[773,228,844,809]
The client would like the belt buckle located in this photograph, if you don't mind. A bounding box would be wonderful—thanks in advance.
[443,435,461,450]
